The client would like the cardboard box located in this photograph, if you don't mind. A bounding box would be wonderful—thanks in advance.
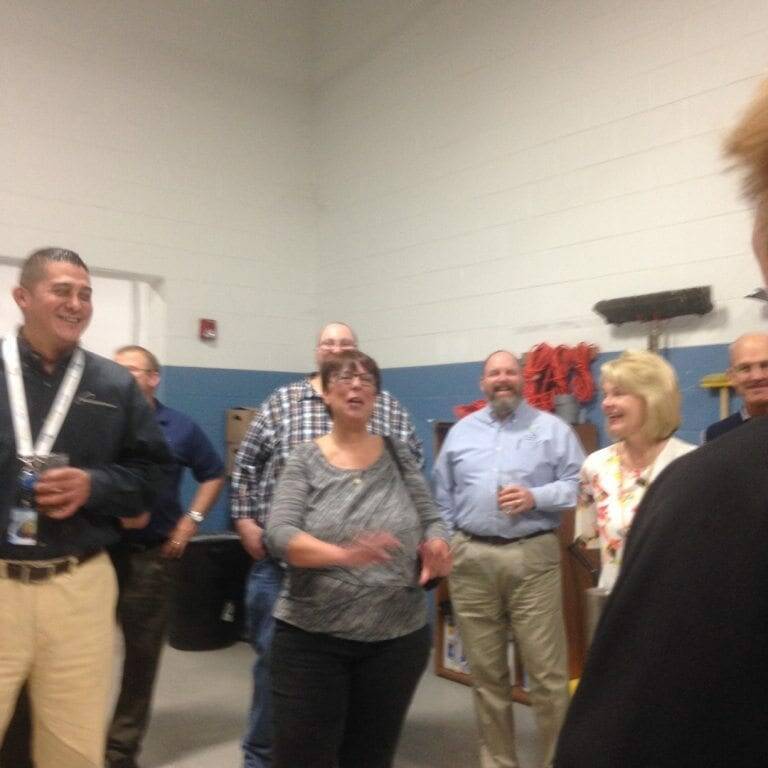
[226,442,240,476]
[226,407,258,445]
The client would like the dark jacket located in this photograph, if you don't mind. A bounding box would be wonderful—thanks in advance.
[704,410,747,442]
[0,340,172,560]
[555,417,768,768]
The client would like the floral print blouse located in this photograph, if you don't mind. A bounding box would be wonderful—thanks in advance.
[575,436,696,590]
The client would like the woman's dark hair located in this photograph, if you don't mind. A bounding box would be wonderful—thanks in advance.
[320,349,381,394]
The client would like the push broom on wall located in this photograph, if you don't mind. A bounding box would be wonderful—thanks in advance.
[592,286,713,353]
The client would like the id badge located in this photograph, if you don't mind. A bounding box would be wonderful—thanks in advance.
[7,466,39,546]
[7,506,38,546]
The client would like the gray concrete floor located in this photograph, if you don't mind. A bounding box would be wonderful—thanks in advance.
[137,641,539,768]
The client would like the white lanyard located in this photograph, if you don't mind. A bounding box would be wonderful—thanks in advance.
[2,335,85,459]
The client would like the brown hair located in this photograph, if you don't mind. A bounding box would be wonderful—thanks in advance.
[724,78,768,204]
[320,349,381,394]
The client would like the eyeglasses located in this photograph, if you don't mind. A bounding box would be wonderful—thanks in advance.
[334,372,376,389]
[319,339,357,350]
[124,365,154,375]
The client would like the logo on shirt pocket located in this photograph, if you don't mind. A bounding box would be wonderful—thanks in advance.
[75,392,118,409]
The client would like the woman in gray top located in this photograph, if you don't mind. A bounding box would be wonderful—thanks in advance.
[265,349,451,768]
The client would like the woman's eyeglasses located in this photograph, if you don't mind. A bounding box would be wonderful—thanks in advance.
[334,372,376,389]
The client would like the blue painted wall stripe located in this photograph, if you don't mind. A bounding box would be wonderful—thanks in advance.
[162,344,734,532]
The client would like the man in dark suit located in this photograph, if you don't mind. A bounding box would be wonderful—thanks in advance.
[705,332,768,441]
[555,79,768,768]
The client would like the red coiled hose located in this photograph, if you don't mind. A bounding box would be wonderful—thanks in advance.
[523,342,597,412]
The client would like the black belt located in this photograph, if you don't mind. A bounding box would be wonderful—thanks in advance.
[460,528,555,546]
[0,550,101,583]
[111,540,165,553]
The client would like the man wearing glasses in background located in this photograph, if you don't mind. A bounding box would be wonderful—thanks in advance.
[231,321,422,768]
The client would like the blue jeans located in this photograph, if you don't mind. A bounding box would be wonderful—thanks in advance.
[242,558,285,768]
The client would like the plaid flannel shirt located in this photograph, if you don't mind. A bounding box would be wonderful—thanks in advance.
[230,377,423,527]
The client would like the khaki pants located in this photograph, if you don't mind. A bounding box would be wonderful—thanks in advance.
[449,532,568,768]
[0,553,117,768]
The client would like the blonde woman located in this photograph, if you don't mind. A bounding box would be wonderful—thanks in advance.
[575,350,696,590]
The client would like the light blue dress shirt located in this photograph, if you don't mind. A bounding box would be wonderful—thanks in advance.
[432,402,585,538]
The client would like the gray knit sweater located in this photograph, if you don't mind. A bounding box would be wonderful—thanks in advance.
[265,439,447,641]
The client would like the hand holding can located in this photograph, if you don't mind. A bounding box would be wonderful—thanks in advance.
[497,470,534,515]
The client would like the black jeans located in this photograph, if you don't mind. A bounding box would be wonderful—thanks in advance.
[271,621,430,768]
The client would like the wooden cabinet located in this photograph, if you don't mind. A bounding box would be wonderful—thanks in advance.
[432,421,600,701]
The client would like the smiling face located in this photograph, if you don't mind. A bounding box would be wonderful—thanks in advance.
[13,261,92,357]
[481,351,522,419]
[601,381,647,441]
[323,361,378,424]
[729,333,768,416]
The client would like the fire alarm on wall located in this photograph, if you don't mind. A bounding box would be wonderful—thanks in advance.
[199,318,217,341]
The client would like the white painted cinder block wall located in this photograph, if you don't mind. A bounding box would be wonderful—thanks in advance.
[0,1,317,371]
[3,2,768,373]
[314,0,768,367]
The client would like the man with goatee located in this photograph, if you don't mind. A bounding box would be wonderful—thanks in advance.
[433,350,584,768]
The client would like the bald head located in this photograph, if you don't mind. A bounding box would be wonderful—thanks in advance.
[729,333,768,416]
[315,322,358,369]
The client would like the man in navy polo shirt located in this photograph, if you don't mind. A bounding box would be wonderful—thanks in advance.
[107,345,225,768]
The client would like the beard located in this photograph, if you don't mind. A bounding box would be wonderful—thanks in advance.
[489,391,519,419]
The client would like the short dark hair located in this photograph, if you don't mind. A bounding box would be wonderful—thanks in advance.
[115,345,161,372]
[20,247,89,288]
[320,349,381,394]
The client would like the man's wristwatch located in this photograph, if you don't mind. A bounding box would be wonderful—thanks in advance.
[186,510,205,524]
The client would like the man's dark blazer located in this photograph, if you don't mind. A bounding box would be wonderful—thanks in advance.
[704,410,748,442]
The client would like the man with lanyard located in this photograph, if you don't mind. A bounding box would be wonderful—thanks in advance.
[0,247,170,768]
[433,350,584,768]
[231,321,423,768]
[704,332,768,441]
[106,345,225,768]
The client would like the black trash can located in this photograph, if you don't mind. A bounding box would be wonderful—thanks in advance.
[168,533,251,651]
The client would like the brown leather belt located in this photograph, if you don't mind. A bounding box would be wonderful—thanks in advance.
[460,528,555,546]
[0,550,100,584]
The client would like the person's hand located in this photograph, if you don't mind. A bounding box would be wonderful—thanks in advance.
[119,511,151,530]
[498,484,535,515]
[236,519,267,560]
[418,538,452,586]
[35,468,91,520]
[340,532,401,567]
[162,515,198,559]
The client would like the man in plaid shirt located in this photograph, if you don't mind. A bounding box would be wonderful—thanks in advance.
[231,321,422,768]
